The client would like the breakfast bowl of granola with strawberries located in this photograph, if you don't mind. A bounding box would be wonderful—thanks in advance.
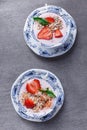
[24,5,77,57]
[11,69,64,122]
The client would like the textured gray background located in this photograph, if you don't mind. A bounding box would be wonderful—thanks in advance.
[0,0,87,130]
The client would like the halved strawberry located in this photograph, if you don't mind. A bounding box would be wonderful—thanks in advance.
[26,83,36,94]
[45,17,55,23]
[33,79,41,90]
[24,98,35,108]
[26,79,41,94]
[54,29,63,38]
[38,26,53,40]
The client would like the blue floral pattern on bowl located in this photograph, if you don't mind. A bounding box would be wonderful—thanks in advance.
[11,69,64,122]
[23,5,77,58]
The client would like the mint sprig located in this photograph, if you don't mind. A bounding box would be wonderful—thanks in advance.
[40,88,56,98]
[33,17,50,26]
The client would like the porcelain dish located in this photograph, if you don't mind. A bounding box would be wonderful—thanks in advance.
[11,69,64,122]
[24,5,77,58]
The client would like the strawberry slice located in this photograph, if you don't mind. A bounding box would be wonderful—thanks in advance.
[54,29,63,38]
[26,79,41,94]
[45,17,55,23]
[24,98,35,108]
[38,26,53,40]
[26,83,36,94]
[33,79,41,90]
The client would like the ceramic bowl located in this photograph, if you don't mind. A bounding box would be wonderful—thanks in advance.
[24,5,77,58]
[11,69,64,122]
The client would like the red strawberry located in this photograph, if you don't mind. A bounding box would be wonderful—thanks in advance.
[26,83,36,94]
[33,79,41,90]
[38,26,53,40]
[54,29,63,38]
[24,98,35,108]
[26,79,41,94]
[45,17,55,23]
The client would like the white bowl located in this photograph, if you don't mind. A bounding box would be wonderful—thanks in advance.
[11,69,64,122]
[23,5,77,58]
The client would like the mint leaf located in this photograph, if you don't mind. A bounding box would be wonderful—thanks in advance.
[40,88,56,98]
[33,17,50,26]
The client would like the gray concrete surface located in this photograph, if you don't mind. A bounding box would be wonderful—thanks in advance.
[0,0,87,130]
